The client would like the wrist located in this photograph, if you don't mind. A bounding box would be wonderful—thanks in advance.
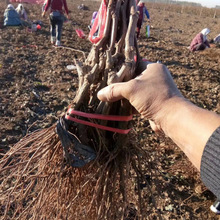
[155,96,220,170]
[154,96,190,134]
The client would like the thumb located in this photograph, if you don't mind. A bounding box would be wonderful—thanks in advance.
[97,82,128,102]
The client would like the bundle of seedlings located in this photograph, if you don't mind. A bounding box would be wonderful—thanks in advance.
[0,0,152,219]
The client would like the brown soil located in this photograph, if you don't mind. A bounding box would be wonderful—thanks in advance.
[0,0,219,219]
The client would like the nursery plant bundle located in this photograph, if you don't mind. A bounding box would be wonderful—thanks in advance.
[0,0,152,219]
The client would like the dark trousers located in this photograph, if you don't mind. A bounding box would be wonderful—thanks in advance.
[136,19,143,38]
[194,43,206,51]
[50,14,64,41]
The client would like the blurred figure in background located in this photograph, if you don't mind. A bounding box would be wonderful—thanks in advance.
[16,4,28,21]
[88,11,98,30]
[210,33,220,45]
[78,4,85,10]
[136,1,150,39]
[4,4,21,26]
[189,28,210,52]
[213,34,220,44]
[42,0,70,46]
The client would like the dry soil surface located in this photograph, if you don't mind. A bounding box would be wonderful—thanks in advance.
[0,0,220,219]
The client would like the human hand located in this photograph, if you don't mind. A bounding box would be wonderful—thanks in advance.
[42,11,46,17]
[67,14,70,20]
[97,63,183,132]
[99,63,220,171]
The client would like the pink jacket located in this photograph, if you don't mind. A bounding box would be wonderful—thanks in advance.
[190,33,210,51]
[44,0,69,15]
[137,3,150,21]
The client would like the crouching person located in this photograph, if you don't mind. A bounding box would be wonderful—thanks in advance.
[16,4,28,21]
[210,34,220,46]
[190,28,210,52]
[4,4,21,26]
[214,34,220,44]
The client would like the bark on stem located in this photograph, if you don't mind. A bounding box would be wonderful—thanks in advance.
[74,59,85,89]
[109,0,122,52]
[114,0,128,56]
[108,0,138,84]
[124,0,138,62]
[96,0,114,49]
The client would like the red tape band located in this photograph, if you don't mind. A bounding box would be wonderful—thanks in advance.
[67,108,133,122]
[65,115,131,134]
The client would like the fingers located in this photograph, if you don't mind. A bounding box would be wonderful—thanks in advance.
[97,83,127,102]
[97,63,160,103]
[149,120,162,133]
